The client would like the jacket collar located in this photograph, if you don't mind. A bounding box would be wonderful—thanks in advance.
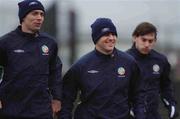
[131,44,151,58]
[16,25,39,38]
[95,48,117,59]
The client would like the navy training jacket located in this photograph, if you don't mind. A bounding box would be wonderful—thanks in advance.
[127,46,176,119]
[59,48,143,119]
[0,26,62,119]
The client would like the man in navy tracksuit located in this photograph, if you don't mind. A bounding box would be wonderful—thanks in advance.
[59,18,144,119]
[127,22,179,119]
[0,0,62,119]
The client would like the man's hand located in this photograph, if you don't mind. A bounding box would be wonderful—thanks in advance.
[168,105,179,119]
[130,108,135,119]
[162,98,179,119]
[51,99,61,117]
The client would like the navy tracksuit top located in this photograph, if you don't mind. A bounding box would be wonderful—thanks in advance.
[127,46,176,119]
[0,26,62,118]
[60,48,142,119]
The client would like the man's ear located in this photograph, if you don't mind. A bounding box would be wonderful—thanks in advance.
[154,38,157,43]
[132,36,136,42]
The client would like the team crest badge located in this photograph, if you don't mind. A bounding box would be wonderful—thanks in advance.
[117,67,125,77]
[41,45,49,55]
[153,64,160,74]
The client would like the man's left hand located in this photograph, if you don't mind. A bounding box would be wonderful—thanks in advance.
[51,99,61,117]
[169,105,179,119]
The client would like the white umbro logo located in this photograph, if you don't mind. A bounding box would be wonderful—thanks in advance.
[87,70,99,74]
[29,2,38,6]
[13,49,25,53]
[101,28,110,33]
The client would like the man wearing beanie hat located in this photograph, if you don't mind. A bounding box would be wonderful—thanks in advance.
[59,18,143,119]
[0,0,62,119]
[18,0,45,24]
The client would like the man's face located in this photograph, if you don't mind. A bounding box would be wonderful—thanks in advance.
[21,10,44,33]
[95,32,117,55]
[133,33,156,55]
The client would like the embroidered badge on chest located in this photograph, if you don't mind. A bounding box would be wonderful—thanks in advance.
[117,67,126,77]
[152,64,160,74]
[41,45,49,55]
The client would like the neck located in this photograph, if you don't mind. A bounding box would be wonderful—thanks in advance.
[95,46,114,55]
[21,24,38,34]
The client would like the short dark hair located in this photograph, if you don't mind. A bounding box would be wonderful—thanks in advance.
[132,22,157,39]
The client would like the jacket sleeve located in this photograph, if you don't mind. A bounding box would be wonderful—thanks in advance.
[59,65,79,119]
[160,57,176,106]
[48,43,62,101]
[129,60,146,119]
[0,39,7,66]
[0,37,7,100]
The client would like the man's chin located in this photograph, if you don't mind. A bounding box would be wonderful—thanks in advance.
[33,28,41,32]
[141,51,149,55]
[105,49,114,53]
[34,25,41,29]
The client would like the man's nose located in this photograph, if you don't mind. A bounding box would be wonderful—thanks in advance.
[144,41,150,47]
[37,14,44,20]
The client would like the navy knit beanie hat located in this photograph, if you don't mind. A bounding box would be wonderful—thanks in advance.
[18,0,45,23]
[91,18,117,44]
